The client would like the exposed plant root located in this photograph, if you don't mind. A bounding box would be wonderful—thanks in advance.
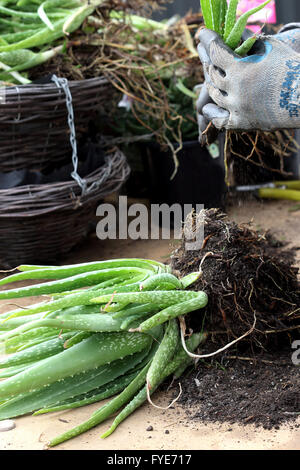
[179,313,257,359]
[224,130,299,187]
[146,380,182,410]
[171,209,300,354]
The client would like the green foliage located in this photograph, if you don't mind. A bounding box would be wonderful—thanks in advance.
[0,259,208,446]
[200,0,272,55]
[112,76,199,142]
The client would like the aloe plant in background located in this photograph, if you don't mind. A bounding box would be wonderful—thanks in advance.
[200,0,272,55]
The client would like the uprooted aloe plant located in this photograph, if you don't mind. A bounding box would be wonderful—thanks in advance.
[200,0,272,55]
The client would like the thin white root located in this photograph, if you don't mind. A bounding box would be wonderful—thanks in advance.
[179,313,257,359]
[0,304,32,325]
[199,252,214,275]
[102,291,117,312]
[0,268,18,273]
[3,303,30,310]
[146,381,182,410]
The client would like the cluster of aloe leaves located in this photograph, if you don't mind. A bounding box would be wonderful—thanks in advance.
[200,0,272,55]
[0,259,208,447]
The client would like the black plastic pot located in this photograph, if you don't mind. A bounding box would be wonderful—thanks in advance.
[226,131,300,185]
[142,139,226,210]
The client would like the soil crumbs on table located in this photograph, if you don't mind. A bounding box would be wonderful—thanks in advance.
[169,208,300,431]
[174,350,299,431]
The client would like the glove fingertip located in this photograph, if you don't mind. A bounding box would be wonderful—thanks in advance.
[197,113,209,133]
[197,43,211,65]
[197,29,221,47]
[202,103,229,129]
[196,86,211,113]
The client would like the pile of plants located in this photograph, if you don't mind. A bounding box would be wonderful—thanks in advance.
[0,0,297,179]
[0,0,203,162]
[0,258,208,447]
[0,210,299,445]
[198,0,299,183]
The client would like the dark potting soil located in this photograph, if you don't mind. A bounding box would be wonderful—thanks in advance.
[169,208,300,429]
[171,208,299,350]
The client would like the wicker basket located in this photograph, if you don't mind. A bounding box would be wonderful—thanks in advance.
[0,149,130,268]
[0,76,113,173]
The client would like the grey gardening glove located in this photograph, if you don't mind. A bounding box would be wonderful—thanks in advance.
[196,25,300,136]
[196,29,255,144]
[195,82,219,145]
[277,23,300,52]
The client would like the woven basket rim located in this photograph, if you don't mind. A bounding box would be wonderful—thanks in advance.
[0,75,109,94]
[0,74,116,173]
[0,149,130,219]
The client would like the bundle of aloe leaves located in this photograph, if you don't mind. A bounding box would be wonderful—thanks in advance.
[199,0,272,55]
[0,0,108,84]
[0,258,208,447]
[0,0,170,85]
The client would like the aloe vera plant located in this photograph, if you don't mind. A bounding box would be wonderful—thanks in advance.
[200,0,272,55]
[0,259,208,447]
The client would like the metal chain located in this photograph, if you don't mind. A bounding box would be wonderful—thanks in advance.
[51,74,88,195]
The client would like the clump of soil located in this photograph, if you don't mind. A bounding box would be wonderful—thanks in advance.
[171,208,299,351]
[169,208,300,429]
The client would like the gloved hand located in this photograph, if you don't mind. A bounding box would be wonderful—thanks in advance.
[196,25,300,139]
[276,23,300,53]
[195,82,219,145]
[196,30,256,143]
